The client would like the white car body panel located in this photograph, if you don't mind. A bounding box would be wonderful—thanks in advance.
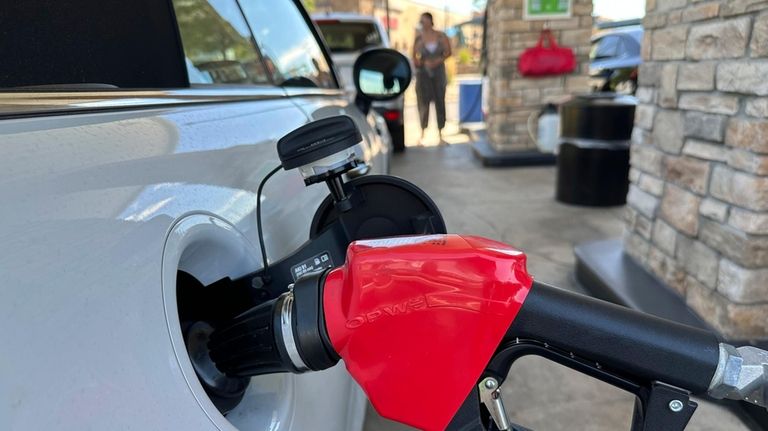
[0,87,378,430]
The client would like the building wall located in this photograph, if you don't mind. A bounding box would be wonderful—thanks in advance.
[625,0,768,340]
[485,0,593,151]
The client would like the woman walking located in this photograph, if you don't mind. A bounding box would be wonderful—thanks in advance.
[412,12,451,146]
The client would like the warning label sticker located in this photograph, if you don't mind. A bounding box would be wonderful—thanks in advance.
[290,251,334,281]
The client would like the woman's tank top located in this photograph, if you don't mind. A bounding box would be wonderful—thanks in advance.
[417,34,446,77]
[418,35,446,62]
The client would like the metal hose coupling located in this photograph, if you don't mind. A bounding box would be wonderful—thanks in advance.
[708,343,768,409]
[208,269,339,378]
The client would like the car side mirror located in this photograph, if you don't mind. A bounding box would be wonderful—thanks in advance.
[353,48,412,114]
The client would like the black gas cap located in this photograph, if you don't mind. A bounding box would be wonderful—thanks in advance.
[277,115,362,170]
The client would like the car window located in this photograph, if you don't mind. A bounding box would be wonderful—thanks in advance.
[1,0,187,89]
[591,36,620,60]
[316,21,383,53]
[239,0,336,88]
[172,0,271,85]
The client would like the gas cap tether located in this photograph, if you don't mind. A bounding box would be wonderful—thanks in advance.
[277,115,362,212]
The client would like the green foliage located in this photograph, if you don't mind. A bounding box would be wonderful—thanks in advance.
[301,0,316,13]
[457,48,472,65]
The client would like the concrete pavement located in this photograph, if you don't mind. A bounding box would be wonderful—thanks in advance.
[363,143,749,430]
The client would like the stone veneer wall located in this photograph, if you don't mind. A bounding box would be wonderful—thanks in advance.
[626,0,768,340]
[485,0,593,151]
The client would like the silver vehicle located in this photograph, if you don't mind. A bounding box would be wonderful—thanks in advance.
[314,13,407,152]
[0,1,406,429]
[589,25,643,94]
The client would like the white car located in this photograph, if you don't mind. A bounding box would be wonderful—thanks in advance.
[0,1,406,430]
[314,13,407,152]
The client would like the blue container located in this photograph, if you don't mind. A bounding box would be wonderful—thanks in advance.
[458,79,483,123]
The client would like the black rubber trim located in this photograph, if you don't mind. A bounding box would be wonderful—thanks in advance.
[317,269,341,363]
[292,269,340,371]
[293,0,341,89]
[164,0,191,88]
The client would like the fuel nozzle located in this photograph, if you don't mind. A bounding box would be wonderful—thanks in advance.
[208,270,339,377]
[211,234,768,431]
[277,115,363,211]
[211,234,533,431]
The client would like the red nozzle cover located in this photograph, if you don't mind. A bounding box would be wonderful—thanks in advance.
[322,235,533,430]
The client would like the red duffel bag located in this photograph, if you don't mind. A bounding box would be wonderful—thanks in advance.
[518,29,576,77]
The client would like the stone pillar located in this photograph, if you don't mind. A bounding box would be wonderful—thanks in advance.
[485,0,593,151]
[626,1,768,340]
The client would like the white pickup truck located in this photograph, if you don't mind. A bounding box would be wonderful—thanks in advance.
[0,1,406,430]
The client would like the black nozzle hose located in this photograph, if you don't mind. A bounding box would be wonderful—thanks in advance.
[209,273,721,398]
[506,281,721,394]
[208,270,339,378]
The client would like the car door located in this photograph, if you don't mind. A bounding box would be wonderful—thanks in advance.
[0,1,367,430]
[170,1,370,430]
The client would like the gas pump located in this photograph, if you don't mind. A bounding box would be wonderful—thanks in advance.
[200,118,768,431]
